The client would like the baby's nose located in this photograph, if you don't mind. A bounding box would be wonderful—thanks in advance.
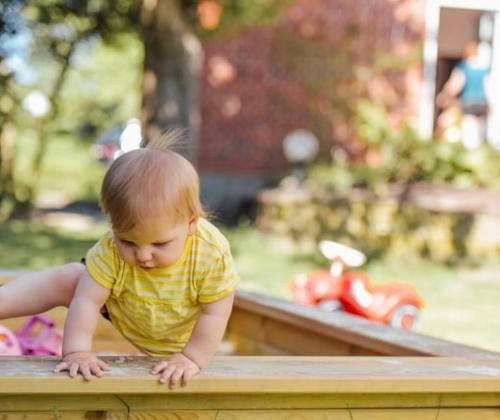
[136,248,153,262]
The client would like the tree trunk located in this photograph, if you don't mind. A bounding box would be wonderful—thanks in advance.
[140,0,203,162]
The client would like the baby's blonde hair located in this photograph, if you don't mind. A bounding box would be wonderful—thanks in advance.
[100,130,205,232]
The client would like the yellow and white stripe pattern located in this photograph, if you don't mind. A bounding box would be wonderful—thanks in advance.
[85,218,239,356]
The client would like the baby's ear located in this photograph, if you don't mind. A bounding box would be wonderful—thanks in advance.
[188,217,198,234]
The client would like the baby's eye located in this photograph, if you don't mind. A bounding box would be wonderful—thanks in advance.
[153,241,169,247]
[121,240,135,247]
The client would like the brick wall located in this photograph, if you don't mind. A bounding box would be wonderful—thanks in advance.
[197,0,426,176]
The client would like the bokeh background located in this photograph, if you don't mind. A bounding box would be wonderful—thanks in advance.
[1,0,499,352]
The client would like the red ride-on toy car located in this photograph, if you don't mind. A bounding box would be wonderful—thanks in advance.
[290,241,424,331]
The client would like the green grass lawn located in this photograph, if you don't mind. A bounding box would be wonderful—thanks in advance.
[0,219,108,269]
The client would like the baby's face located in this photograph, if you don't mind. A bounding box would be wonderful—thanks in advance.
[113,217,197,269]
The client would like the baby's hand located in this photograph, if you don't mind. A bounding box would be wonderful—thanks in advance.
[54,351,109,381]
[151,352,200,388]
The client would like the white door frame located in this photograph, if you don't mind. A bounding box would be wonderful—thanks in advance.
[419,0,500,147]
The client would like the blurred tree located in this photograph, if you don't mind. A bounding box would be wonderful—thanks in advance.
[140,0,290,159]
[0,0,27,215]
[0,0,140,218]
[140,0,202,160]
[0,0,289,218]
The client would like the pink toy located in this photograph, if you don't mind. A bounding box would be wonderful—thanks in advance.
[15,315,63,356]
[0,325,22,355]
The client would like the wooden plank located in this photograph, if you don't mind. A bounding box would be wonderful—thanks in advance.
[230,291,500,359]
[128,412,216,419]
[352,408,500,420]
[0,356,500,395]
[0,395,126,411]
[227,309,356,356]
[212,410,500,420]
[0,412,127,419]
[215,411,352,420]
[226,334,289,356]
[119,393,500,410]
[13,411,498,420]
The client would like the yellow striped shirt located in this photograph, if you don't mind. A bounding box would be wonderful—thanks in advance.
[85,218,239,356]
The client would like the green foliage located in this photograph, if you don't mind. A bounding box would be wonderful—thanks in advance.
[58,33,143,140]
[38,135,106,201]
[0,0,141,217]
[310,100,500,192]
[200,0,294,38]
[13,132,106,204]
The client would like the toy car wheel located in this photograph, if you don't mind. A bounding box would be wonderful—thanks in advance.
[389,304,420,331]
[318,299,342,312]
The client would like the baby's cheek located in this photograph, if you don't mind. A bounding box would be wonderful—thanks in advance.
[117,246,133,264]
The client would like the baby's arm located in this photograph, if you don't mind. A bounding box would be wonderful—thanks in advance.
[151,291,235,387]
[54,269,111,380]
[183,291,235,367]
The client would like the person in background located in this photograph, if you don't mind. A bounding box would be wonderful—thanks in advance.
[436,41,490,149]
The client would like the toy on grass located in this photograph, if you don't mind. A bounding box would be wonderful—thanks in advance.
[0,325,22,355]
[0,315,63,356]
[16,314,63,356]
[290,241,424,331]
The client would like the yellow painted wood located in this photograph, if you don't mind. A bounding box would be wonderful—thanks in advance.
[0,410,499,420]
[119,393,500,410]
[215,411,352,419]
[128,412,217,419]
[0,412,127,419]
[432,409,500,419]
[233,310,358,355]
[352,408,500,419]
[0,395,126,411]
[225,333,289,356]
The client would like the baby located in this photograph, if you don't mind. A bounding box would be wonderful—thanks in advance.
[0,134,239,387]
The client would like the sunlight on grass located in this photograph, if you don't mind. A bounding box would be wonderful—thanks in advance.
[39,136,106,202]
[365,257,500,352]
[0,220,108,270]
[222,223,322,299]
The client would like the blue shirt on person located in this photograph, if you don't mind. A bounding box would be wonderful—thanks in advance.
[457,60,489,105]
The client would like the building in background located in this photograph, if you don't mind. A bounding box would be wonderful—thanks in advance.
[197,0,500,222]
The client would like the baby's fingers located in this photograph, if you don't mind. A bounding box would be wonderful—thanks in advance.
[69,362,81,378]
[151,360,169,374]
[181,368,197,386]
[53,362,69,373]
[79,364,94,381]
[89,362,104,378]
[98,360,110,371]
[169,368,183,389]
[159,366,176,384]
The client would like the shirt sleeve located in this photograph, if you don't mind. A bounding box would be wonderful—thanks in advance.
[197,251,240,303]
[85,233,120,292]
